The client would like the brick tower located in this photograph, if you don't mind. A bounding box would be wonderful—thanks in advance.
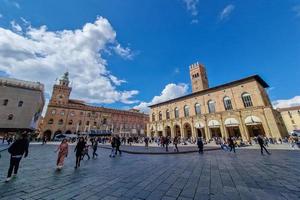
[189,62,209,93]
[50,72,72,105]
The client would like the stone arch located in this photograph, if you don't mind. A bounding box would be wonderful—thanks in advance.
[224,117,241,138]
[43,130,52,140]
[244,115,265,137]
[173,124,181,137]
[54,130,62,137]
[183,122,192,139]
[65,130,72,134]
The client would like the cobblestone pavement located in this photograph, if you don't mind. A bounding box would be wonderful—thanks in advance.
[0,145,299,200]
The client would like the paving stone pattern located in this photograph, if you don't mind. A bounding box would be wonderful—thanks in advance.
[0,145,299,200]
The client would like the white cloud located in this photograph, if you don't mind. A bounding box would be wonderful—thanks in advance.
[10,20,22,32]
[113,44,134,60]
[13,2,20,9]
[0,14,3,18]
[134,83,189,113]
[190,19,199,24]
[0,17,139,107]
[272,96,300,108]
[183,0,199,16]
[220,4,235,21]
[293,5,300,17]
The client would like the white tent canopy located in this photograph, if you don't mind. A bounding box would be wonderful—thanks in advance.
[194,122,205,128]
[208,120,220,127]
[245,116,262,125]
[224,118,239,127]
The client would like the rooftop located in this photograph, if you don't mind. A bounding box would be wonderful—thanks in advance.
[149,75,269,108]
[0,77,44,91]
[277,105,300,112]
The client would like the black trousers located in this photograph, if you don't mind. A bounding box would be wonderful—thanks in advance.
[7,157,22,178]
[260,145,270,154]
[230,145,236,153]
[93,148,98,157]
[115,146,121,155]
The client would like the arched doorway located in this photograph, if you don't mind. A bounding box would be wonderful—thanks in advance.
[224,118,241,138]
[183,123,192,139]
[195,122,205,139]
[43,130,52,140]
[165,126,171,137]
[208,120,222,138]
[245,116,265,137]
[54,130,62,137]
[65,130,72,134]
[174,125,181,137]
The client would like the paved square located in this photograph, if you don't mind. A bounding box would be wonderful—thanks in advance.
[0,145,299,200]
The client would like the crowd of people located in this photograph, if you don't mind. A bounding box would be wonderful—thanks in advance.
[1,131,299,183]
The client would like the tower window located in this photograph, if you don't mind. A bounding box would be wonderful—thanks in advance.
[166,110,170,119]
[159,111,162,120]
[48,119,54,124]
[184,105,189,117]
[208,100,216,113]
[3,99,8,106]
[8,114,13,120]
[242,93,253,108]
[152,113,155,121]
[60,111,65,116]
[68,120,73,125]
[194,103,201,115]
[51,109,56,115]
[58,119,63,125]
[223,96,233,110]
[18,101,23,107]
[174,107,179,118]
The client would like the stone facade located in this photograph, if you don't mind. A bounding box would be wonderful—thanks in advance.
[147,63,287,141]
[41,72,148,139]
[277,106,300,133]
[0,77,45,136]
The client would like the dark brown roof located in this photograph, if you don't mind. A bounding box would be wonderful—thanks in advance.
[277,106,300,112]
[149,75,269,108]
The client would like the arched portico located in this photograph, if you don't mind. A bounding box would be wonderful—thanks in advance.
[194,121,205,139]
[65,130,72,134]
[208,120,222,138]
[183,123,192,139]
[174,124,181,137]
[224,118,241,138]
[43,130,52,140]
[165,126,171,137]
[245,116,265,137]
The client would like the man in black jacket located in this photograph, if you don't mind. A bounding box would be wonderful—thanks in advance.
[257,135,271,155]
[6,132,29,182]
[115,135,122,156]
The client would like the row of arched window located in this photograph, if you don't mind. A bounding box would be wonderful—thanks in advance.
[48,118,108,126]
[2,99,23,107]
[152,93,253,121]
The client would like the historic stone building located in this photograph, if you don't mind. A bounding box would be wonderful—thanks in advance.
[41,72,148,139]
[147,63,287,141]
[277,106,300,133]
[0,77,45,137]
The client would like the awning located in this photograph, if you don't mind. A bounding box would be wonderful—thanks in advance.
[89,130,112,136]
[194,122,205,128]
[224,118,239,127]
[245,116,262,125]
[208,120,220,128]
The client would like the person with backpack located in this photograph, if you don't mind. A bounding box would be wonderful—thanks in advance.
[5,132,29,182]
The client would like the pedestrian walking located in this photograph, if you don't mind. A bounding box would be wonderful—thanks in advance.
[55,139,68,170]
[144,137,149,148]
[74,137,85,169]
[173,136,179,152]
[110,137,116,157]
[5,132,29,182]
[258,135,271,155]
[197,137,204,154]
[92,138,98,158]
[228,137,236,153]
[82,142,90,160]
[165,137,170,152]
[115,136,122,156]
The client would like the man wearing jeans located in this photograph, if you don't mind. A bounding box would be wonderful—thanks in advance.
[6,132,29,182]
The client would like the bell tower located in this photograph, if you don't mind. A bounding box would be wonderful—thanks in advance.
[189,62,209,93]
[50,72,72,105]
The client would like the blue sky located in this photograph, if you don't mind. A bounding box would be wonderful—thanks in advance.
[0,0,300,112]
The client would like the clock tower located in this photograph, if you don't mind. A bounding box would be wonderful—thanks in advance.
[50,72,72,105]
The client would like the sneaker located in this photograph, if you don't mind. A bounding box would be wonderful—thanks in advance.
[5,177,11,182]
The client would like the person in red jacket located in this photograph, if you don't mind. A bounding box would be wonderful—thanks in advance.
[6,132,29,182]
